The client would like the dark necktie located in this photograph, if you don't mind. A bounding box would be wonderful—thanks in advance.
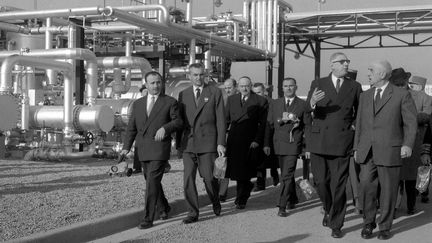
[195,88,201,105]
[375,88,382,109]
[147,96,155,116]
[241,96,247,106]
[335,78,341,93]
[285,99,290,111]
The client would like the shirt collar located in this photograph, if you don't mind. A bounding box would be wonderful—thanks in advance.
[147,93,159,100]
[193,85,203,92]
[375,81,389,94]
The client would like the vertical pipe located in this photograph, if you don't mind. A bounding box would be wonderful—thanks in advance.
[267,0,273,52]
[257,0,262,49]
[277,21,285,98]
[189,38,196,65]
[186,0,192,27]
[315,40,321,80]
[262,0,267,50]
[21,67,31,130]
[68,24,77,94]
[45,17,57,86]
[273,0,278,54]
[251,0,256,47]
[124,33,132,95]
[233,22,239,42]
[63,73,73,138]
[204,50,211,71]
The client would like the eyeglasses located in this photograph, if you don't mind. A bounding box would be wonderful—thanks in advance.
[332,59,350,64]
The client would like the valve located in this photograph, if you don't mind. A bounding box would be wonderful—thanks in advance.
[84,132,94,145]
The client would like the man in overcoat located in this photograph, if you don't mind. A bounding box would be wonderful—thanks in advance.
[225,76,268,209]
[306,52,362,238]
[354,60,417,240]
[121,71,183,229]
[176,63,226,224]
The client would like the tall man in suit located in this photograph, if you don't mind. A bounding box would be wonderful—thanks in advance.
[354,60,417,240]
[225,76,268,209]
[176,63,226,224]
[121,71,183,229]
[306,52,362,238]
[264,78,310,217]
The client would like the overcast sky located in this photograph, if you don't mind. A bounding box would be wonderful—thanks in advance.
[1,0,432,95]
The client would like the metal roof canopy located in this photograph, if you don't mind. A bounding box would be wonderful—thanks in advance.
[275,5,432,97]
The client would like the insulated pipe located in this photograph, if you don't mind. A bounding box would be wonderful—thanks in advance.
[0,55,74,138]
[186,0,193,26]
[0,7,112,21]
[110,8,273,58]
[0,22,30,34]
[96,56,151,92]
[267,0,273,53]
[24,148,95,161]
[251,0,256,47]
[115,5,169,24]
[45,17,57,86]
[0,48,98,106]
[124,33,132,97]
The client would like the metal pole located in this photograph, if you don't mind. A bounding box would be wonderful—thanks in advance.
[277,22,285,98]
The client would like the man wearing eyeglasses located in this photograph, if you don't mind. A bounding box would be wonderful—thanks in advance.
[306,52,362,238]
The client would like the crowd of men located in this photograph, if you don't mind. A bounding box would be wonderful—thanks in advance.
[121,53,432,240]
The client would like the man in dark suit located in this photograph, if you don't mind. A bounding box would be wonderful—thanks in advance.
[225,76,268,209]
[264,78,310,217]
[253,82,279,190]
[306,52,362,238]
[121,71,183,229]
[354,60,417,240]
[176,63,226,224]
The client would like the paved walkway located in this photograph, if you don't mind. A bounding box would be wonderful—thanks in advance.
[91,176,432,243]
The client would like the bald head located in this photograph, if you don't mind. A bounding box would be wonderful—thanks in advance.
[367,60,393,87]
[224,78,237,96]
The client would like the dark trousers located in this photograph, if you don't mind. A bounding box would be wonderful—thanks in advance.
[256,168,279,187]
[235,180,254,205]
[142,160,169,223]
[311,153,350,230]
[401,180,417,211]
[183,152,220,218]
[359,151,401,231]
[278,155,298,208]
[219,178,229,197]
[348,157,361,209]
[133,146,141,170]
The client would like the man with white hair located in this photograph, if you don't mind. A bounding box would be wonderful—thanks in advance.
[354,60,417,240]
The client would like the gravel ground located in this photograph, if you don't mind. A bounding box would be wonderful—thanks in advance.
[0,157,206,242]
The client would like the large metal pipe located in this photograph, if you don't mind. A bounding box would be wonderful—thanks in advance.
[0,48,98,105]
[45,17,57,86]
[97,56,151,83]
[0,22,30,34]
[0,7,112,21]
[24,148,95,161]
[0,55,74,137]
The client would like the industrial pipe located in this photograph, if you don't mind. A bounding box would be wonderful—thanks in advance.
[24,148,95,161]
[0,6,112,21]
[45,17,57,86]
[0,55,74,138]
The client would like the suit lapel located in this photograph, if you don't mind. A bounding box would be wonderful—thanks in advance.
[323,76,338,101]
[335,79,354,104]
[287,96,299,114]
[375,84,393,115]
[143,94,166,133]
[234,93,256,122]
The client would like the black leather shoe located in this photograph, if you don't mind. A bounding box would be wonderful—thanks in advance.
[138,221,153,229]
[361,223,376,239]
[182,216,198,224]
[377,230,391,240]
[213,202,221,216]
[331,229,343,238]
[277,208,288,217]
[159,205,171,220]
[322,214,329,227]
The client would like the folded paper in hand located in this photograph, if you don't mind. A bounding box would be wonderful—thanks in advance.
[213,156,227,179]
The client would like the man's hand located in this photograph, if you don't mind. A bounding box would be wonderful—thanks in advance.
[310,87,325,108]
[154,127,166,141]
[305,151,311,160]
[353,151,357,162]
[250,141,259,149]
[217,145,226,157]
[401,145,412,158]
[263,146,271,156]
[421,154,431,165]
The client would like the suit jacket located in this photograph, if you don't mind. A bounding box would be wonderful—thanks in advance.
[354,83,417,166]
[176,84,226,153]
[265,96,311,156]
[225,93,268,180]
[306,74,362,156]
[123,94,183,161]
